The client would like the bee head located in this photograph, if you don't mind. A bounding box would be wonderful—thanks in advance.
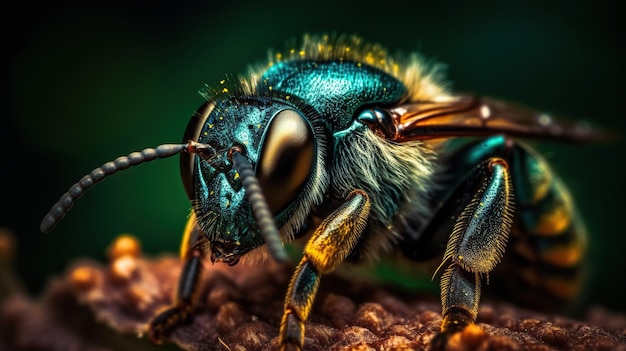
[181,96,321,263]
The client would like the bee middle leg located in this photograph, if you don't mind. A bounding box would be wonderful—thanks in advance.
[147,213,206,343]
[279,190,370,351]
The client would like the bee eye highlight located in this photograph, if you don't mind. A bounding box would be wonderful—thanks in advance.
[257,109,315,215]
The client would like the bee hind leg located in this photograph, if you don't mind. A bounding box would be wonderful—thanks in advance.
[429,155,514,348]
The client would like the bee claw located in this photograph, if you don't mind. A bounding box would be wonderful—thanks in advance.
[146,302,193,344]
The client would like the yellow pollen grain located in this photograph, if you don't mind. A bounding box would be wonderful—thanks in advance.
[299,50,305,57]
[220,79,226,84]
[234,172,239,180]
[108,235,141,259]
[458,323,488,348]
[110,255,137,281]
[222,87,229,93]
[209,124,214,129]
[70,267,97,290]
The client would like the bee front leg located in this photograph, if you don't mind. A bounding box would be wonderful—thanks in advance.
[280,190,370,351]
[147,213,205,343]
[431,158,514,348]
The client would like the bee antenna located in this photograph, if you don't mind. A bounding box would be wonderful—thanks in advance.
[40,143,196,233]
[230,149,288,263]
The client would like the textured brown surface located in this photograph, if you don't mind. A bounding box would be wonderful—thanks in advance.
[1,233,625,351]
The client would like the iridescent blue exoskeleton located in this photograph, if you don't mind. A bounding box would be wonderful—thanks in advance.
[41,34,598,350]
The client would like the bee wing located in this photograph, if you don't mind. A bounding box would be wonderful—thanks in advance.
[371,95,603,142]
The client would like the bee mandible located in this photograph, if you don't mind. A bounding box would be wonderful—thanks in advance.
[41,34,597,350]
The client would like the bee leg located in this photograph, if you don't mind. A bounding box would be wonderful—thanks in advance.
[431,157,514,348]
[147,213,205,344]
[431,265,481,348]
[279,190,370,351]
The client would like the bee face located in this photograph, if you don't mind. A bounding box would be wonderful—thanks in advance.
[181,95,319,262]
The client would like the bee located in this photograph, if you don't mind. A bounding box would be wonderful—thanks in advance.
[41,34,598,350]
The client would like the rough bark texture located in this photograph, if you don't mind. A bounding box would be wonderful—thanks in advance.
[1,233,625,351]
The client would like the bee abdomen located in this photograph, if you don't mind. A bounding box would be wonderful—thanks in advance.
[504,145,587,309]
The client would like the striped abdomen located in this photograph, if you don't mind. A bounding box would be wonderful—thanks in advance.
[496,144,587,311]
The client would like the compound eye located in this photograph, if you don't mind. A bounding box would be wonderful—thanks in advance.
[180,102,213,200]
[257,109,315,215]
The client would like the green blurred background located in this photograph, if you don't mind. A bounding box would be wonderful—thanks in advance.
[2,1,624,314]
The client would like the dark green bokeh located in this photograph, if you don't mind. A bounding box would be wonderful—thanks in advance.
[2,1,624,314]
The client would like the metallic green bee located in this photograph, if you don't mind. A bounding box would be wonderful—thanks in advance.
[41,34,596,350]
